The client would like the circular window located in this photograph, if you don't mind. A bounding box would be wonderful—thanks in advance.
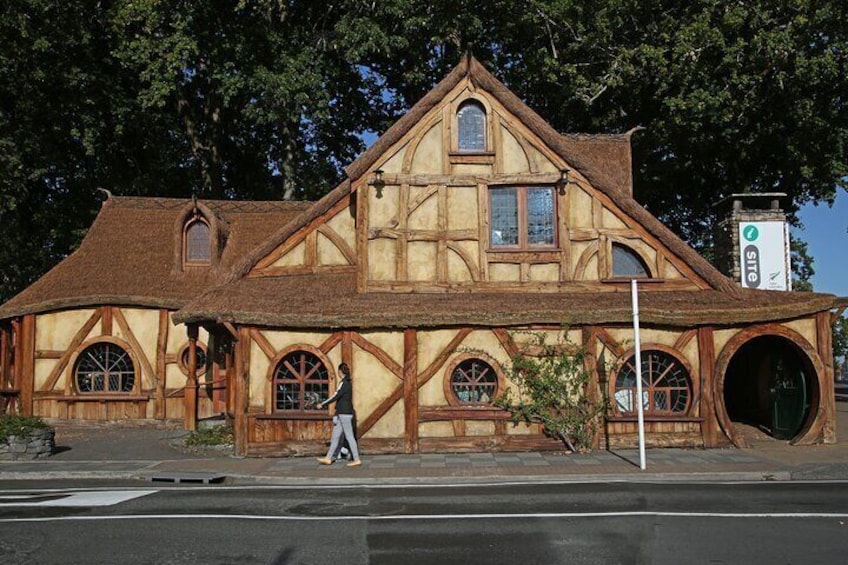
[272,349,331,411]
[450,357,499,404]
[75,342,136,393]
[178,342,207,376]
[613,350,691,414]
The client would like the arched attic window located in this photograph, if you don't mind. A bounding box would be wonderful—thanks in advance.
[612,243,651,278]
[457,100,487,151]
[183,216,211,267]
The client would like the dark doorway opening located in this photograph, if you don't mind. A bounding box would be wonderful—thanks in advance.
[724,336,815,440]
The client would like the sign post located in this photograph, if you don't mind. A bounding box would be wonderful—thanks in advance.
[739,221,790,291]
[631,279,646,470]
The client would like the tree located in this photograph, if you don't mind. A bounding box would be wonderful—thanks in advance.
[494,332,606,453]
[2,1,847,303]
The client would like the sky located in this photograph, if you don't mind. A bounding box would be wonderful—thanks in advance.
[795,190,848,297]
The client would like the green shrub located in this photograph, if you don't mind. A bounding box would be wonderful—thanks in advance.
[184,424,234,447]
[0,414,49,443]
[494,331,607,453]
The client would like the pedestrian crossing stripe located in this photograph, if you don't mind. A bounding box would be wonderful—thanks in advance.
[0,490,156,507]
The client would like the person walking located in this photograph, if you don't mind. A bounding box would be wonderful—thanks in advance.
[316,362,361,467]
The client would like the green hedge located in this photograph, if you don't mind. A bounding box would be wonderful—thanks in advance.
[0,414,49,442]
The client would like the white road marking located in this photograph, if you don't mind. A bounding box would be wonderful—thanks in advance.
[2,510,848,523]
[0,490,157,507]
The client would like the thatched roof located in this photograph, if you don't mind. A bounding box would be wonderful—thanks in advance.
[174,271,838,329]
[0,196,311,319]
[222,56,737,295]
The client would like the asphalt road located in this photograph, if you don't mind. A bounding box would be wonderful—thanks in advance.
[2,481,848,564]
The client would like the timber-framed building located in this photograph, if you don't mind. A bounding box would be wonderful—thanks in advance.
[1,57,845,456]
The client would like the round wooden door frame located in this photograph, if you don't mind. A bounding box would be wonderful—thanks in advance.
[713,324,826,448]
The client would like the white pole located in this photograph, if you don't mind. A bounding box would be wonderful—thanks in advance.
[631,279,647,470]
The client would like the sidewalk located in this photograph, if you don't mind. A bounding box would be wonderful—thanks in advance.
[3,404,848,485]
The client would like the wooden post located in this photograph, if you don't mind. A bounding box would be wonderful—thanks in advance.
[18,315,35,416]
[184,324,198,431]
[154,310,169,420]
[234,325,250,456]
[698,327,717,447]
[582,326,602,450]
[0,323,8,389]
[816,311,837,443]
[403,329,419,454]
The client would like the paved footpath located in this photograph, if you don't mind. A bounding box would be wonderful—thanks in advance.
[3,404,848,485]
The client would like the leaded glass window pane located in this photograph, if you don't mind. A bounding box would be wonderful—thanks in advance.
[457,102,486,151]
[186,220,211,263]
[614,351,690,415]
[451,358,498,404]
[75,342,136,393]
[612,243,650,278]
[490,188,518,246]
[273,350,330,411]
[527,187,555,245]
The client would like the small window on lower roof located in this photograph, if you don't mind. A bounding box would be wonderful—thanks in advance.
[612,243,650,278]
[185,218,211,265]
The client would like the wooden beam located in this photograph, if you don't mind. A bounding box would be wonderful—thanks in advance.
[184,324,199,431]
[35,350,64,359]
[674,329,698,352]
[249,328,278,361]
[582,327,602,449]
[42,310,102,393]
[359,328,472,437]
[697,327,717,447]
[18,315,36,416]
[493,328,519,358]
[381,172,563,187]
[319,332,344,355]
[154,309,169,420]
[234,325,251,456]
[595,327,625,358]
[317,225,357,266]
[403,329,419,453]
[350,333,403,379]
[112,308,157,390]
[369,227,477,242]
[101,306,113,336]
[817,311,837,443]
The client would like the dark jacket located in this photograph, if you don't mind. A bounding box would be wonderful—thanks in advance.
[324,377,354,415]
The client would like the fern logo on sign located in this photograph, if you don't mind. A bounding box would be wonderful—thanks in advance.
[738,221,789,291]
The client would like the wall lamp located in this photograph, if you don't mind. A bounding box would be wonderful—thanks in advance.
[370,168,385,197]
[557,168,571,195]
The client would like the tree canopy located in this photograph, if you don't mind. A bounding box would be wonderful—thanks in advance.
[2,0,846,301]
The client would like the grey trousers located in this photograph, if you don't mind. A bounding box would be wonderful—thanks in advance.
[325,414,360,461]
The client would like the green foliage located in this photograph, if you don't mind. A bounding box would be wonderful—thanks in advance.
[184,424,234,447]
[833,314,848,376]
[0,413,49,442]
[494,332,606,453]
[2,1,847,303]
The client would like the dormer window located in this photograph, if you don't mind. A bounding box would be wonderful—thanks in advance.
[457,100,487,151]
[184,217,211,266]
[612,243,650,278]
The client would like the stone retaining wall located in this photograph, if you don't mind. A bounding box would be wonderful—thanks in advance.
[0,428,55,460]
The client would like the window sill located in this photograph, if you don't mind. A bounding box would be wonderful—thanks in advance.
[49,394,149,402]
[449,151,495,165]
[254,412,331,421]
[601,277,663,284]
[606,415,703,423]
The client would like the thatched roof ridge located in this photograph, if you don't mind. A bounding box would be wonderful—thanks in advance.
[174,271,837,329]
[0,195,311,319]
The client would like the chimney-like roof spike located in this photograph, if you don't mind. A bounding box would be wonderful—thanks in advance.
[96,187,112,200]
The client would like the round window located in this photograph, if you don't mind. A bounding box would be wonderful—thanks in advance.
[75,342,136,393]
[450,358,499,404]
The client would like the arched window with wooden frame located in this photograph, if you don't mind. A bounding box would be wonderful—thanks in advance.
[611,242,651,278]
[611,348,692,416]
[73,340,137,394]
[456,100,487,152]
[270,347,333,412]
[183,216,211,267]
[445,354,504,406]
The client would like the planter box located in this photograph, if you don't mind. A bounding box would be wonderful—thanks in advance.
[0,428,55,461]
